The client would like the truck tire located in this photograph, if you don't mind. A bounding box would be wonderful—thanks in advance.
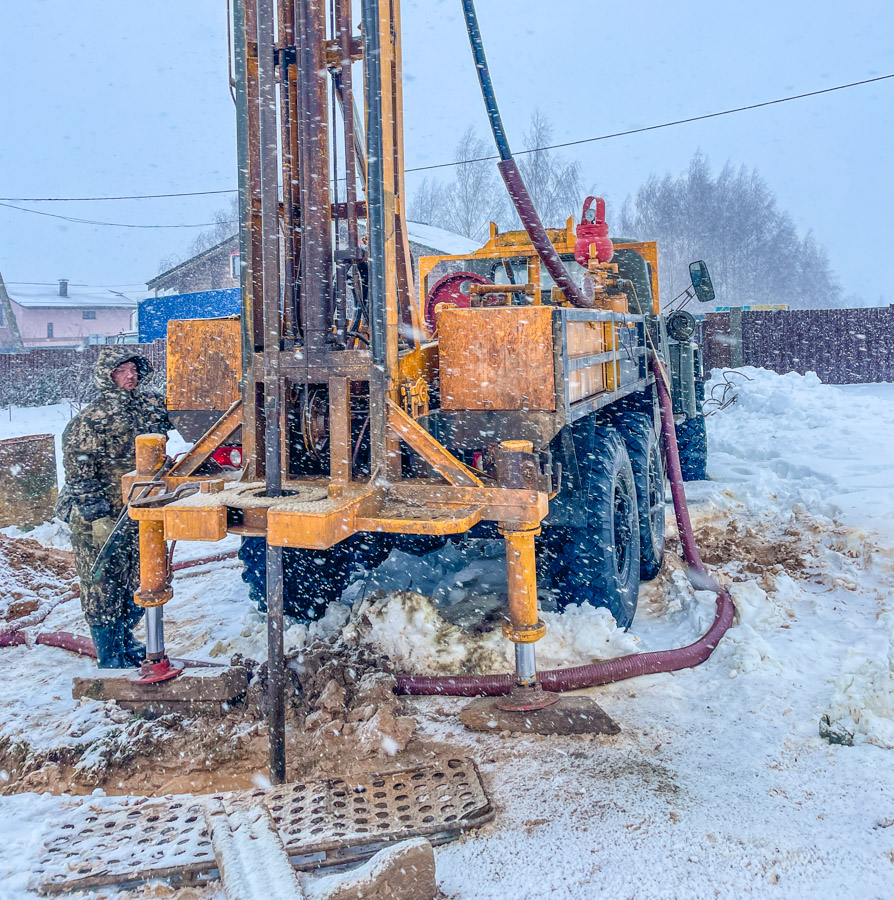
[675,414,708,481]
[238,534,392,622]
[549,424,641,629]
[613,411,666,580]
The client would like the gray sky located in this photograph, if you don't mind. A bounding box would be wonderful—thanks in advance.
[1,0,891,302]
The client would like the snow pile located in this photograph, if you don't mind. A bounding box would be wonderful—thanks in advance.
[346,589,638,675]
[824,612,894,749]
[706,368,894,539]
[207,602,351,662]
[1,517,71,550]
[720,580,785,678]
[346,591,510,674]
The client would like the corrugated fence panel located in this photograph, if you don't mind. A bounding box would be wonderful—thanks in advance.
[703,307,894,384]
[0,341,167,407]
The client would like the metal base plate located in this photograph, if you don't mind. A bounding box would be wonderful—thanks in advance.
[32,757,493,894]
[460,695,620,736]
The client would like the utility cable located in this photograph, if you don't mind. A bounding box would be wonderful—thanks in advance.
[1,72,889,204]
[406,72,894,173]
[0,201,235,229]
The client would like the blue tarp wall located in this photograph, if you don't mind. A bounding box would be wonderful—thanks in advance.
[138,289,241,343]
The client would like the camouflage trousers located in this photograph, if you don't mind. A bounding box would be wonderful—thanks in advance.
[71,520,144,630]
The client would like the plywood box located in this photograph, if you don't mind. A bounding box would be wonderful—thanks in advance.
[438,306,556,411]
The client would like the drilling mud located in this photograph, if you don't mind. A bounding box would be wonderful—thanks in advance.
[0,533,76,620]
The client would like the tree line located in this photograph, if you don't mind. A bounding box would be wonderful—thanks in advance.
[409,114,845,310]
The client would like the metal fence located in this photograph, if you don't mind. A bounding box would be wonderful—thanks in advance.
[0,341,167,407]
[701,306,894,384]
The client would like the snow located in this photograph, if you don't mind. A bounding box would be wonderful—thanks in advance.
[406,220,482,256]
[2,367,894,897]
[7,283,137,309]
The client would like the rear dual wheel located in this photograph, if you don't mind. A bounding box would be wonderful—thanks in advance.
[549,425,642,629]
[238,532,445,622]
[545,412,666,629]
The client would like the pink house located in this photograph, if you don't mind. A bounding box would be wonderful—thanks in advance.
[0,280,137,350]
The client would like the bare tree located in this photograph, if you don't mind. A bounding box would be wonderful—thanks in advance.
[514,110,588,228]
[438,128,506,242]
[619,152,842,310]
[409,113,595,240]
[157,196,238,274]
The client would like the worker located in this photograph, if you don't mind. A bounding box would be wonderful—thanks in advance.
[57,347,171,667]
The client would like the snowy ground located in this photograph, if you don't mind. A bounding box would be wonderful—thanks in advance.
[1,368,893,898]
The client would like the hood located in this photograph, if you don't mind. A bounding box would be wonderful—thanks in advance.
[94,346,153,393]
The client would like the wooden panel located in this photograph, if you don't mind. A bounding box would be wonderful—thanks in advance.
[439,307,556,411]
[167,317,241,412]
[0,434,57,529]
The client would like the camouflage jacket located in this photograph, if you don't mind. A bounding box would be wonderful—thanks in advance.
[60,347,171,522]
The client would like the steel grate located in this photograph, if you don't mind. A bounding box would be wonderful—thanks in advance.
[32,757,492,894]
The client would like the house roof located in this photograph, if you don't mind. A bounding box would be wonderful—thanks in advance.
[145,222,478,290]
[7,284,139,309]
[147,234,238,288]
[406,221,481,256]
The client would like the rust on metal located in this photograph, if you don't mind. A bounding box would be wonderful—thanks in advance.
[32,757,493,895]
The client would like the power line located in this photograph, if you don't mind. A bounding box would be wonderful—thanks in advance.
[406,72,894,172]
[0,202,236,229]
[0,72,889,208]
[0,189,237,202]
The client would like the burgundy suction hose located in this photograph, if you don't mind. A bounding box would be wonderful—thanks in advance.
[395,360,736,696]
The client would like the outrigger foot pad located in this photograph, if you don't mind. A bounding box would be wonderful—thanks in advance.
[460,694,620,736]
[134,656,182,684]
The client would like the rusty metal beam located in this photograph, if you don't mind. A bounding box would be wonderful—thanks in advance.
[385,399,483,488]
[168,400,243,478]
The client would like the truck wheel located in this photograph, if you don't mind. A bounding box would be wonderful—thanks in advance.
[551,425,641,629]
[613,411,666,580]
[675,414,708,481]
[238,534,392,622]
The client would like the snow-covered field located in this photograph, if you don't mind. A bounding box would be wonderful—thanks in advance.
[1,368,893,899]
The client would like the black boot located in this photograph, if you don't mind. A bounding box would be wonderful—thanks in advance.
[120,631,146,666]
[120,604,146,666]
[88,625,127,669]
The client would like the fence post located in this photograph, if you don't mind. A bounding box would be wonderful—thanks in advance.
[729,306,744,368]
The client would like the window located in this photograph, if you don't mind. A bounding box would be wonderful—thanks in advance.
[229,251,241,280]
[0,305,4,327]
[82,309,97,320]
[47,322,54,338]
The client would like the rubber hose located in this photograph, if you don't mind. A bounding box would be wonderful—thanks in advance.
[395,359,735,696]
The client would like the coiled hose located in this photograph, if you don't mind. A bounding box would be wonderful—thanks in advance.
[395,361,736,696]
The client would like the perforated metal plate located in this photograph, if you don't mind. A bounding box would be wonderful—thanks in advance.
[32,757,492,894]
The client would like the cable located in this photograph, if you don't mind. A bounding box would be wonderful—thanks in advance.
[0,189,237,202]
[406,72,894,173]
[0,202,236,229]
[2,72,889,200]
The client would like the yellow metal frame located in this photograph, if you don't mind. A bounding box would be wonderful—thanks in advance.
[417,220,661,316]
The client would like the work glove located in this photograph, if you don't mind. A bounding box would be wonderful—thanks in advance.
[92,516,116,549]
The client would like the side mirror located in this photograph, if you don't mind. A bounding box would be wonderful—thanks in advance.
[689,260,715,303]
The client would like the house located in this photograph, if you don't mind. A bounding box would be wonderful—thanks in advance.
[146,222,479,300]
[0,280,137,351]
[147,236,240,297]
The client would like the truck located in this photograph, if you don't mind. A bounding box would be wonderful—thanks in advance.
[124,0,715,774]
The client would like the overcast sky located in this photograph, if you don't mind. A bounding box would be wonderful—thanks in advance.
[1,0,891,302]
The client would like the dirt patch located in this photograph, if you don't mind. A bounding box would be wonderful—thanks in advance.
[694,518,808,579]
[0,533,76,619]
[0,634,458,798]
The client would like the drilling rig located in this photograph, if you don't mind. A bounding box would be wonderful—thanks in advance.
[124,0,715,778]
